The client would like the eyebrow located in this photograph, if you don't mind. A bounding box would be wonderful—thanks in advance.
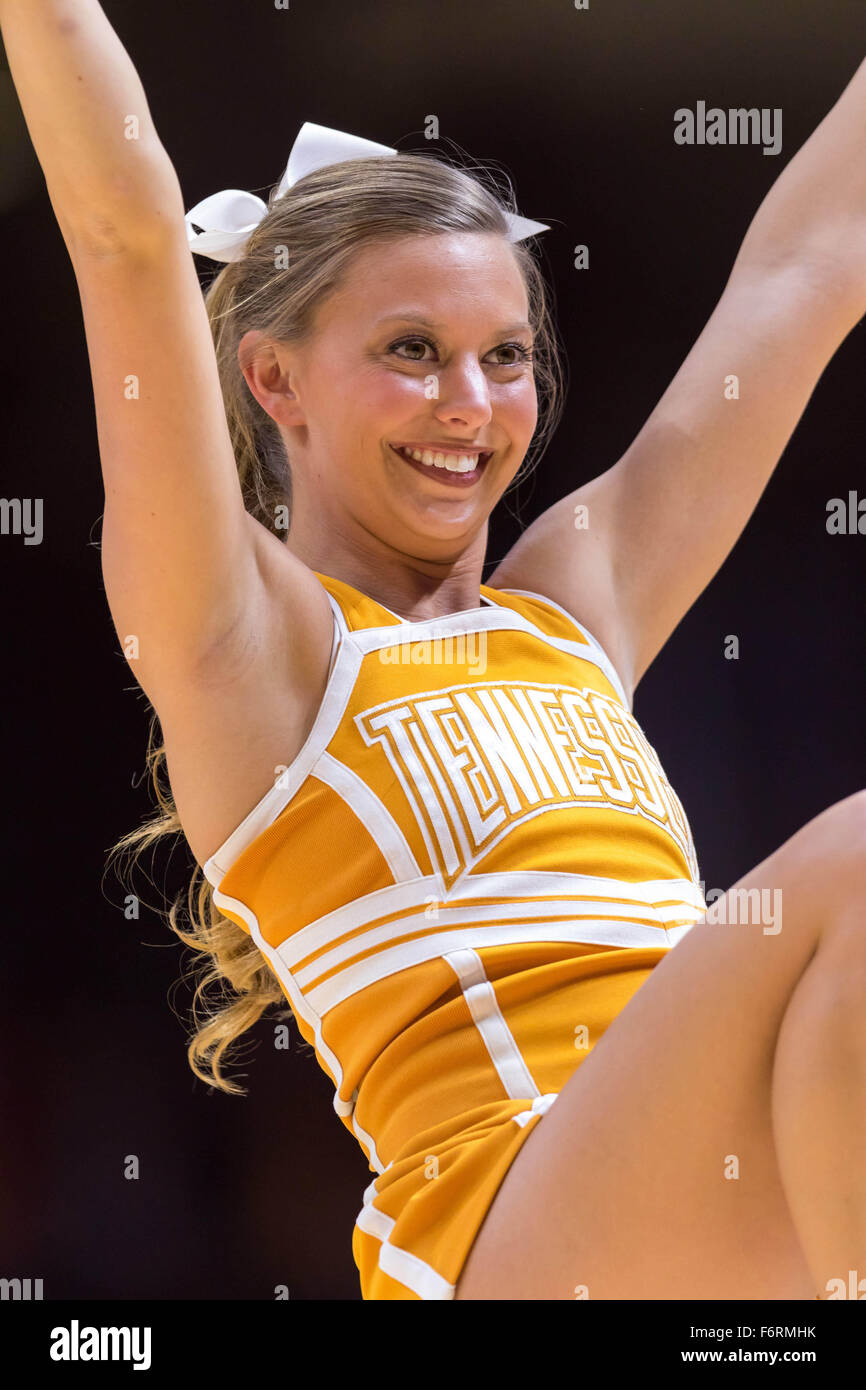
[375,312,533,335]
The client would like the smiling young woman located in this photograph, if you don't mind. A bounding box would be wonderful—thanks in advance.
[4,0,865,1303]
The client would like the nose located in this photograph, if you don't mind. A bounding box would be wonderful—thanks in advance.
[431,356,493,430]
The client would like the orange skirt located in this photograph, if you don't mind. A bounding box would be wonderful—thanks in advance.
[352,1093,559,1299]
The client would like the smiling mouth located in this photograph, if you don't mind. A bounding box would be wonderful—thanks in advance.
[390,443,493,484]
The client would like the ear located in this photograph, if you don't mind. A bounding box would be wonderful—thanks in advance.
[237,329,306,426]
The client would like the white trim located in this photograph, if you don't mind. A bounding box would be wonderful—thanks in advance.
[451,868,707,911]
[202,588,631,890]
[202,595,357,888]
[513,1092,559,1127]
[349,604,631,710]
[354,1180,456,1300]
[493,587,632,711]
[443,948,541,1099]
[377,1238,455,1300]
[283,872,443,960]
[348,605,528,652]
[352,1092,560,1299]
[313,752,422,881]
[277,872,707,1016]
[300,915,698,1017]
[344,582,498,627]
[212,886,385,1174]
[350,1108,385,1174]
[280,861,708,973]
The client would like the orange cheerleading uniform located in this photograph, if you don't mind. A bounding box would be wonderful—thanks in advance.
[203,571,707,1299]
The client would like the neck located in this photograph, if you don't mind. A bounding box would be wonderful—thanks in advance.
[286,525,490,623]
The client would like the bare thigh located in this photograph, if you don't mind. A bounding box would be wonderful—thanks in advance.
[455,791,866,1300]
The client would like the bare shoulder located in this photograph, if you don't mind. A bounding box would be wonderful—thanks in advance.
[485,479,636,708]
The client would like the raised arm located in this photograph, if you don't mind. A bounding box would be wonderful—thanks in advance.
[0,0,182,250]
[488,55,866,702]
[1,0,328,706]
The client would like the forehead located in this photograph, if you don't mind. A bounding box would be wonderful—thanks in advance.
[320,232,530,330]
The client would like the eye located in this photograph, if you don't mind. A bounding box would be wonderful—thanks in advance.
[492,342,535,366]
[387,335,535,366]
[389,336,435,361]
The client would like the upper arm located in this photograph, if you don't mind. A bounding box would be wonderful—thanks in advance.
[66,210,273,691]
[489,258,863,696]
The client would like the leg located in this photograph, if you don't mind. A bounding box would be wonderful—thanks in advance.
[772,900,866,1298]
[455,790,866,1300]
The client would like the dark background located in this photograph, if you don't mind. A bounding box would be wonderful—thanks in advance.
[1,0,863,1299]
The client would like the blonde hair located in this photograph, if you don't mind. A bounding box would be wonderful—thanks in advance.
[106,148,567,1095]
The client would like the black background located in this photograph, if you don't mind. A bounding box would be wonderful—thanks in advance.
[1,0,863,1300]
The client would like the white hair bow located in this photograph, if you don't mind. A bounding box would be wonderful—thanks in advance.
[184,121,549,262]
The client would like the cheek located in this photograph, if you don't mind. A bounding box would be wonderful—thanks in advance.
[501,379,539,438]
[328,371,424,446]
[363,370,428,418]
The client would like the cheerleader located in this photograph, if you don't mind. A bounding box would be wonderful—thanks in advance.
[4,0,864,1300]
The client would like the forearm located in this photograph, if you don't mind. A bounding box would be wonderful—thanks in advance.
[1,0,184,245]
[735,54,866,304]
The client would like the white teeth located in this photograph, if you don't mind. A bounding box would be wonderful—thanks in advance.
[400,446,484,473]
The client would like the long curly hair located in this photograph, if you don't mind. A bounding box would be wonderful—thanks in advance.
[105,145,567,1095]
